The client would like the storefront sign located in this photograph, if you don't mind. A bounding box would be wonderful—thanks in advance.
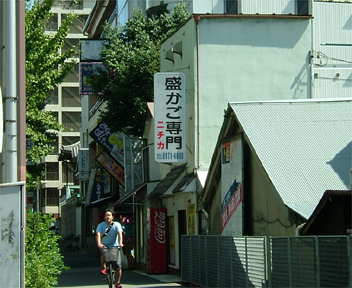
[96,151,125,187]
[154,72,186,163]
[187,203,196,235]
[79,62,106,95]
[90,122,125,166]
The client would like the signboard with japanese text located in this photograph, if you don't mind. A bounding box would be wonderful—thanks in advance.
[187,203,196,235]
[79,62,106,95]
[154,72,185,163]
[85,169,111,205]
[96,151,125,187]
[89,122,125,166]
[221,135,243,236]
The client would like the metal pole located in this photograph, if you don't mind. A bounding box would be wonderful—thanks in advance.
[17,0,26,183]
[4,0,17,183]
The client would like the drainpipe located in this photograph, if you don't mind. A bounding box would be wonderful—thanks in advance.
[17,0,26,182]
[296,222,306,236]
[201,208,209,235]
[5,0,17,183]
[195,15,201,170]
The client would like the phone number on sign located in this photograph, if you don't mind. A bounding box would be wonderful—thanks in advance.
[156,152,184,160]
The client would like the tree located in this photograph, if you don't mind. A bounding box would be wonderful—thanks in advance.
[25,0,78,190]
[92,1,190,136]
[25,211,68,288]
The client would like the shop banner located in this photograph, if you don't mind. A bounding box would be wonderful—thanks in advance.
[79,62,106,95]
[96,151,125,187]
[154,72,186,163]
[90,122,125,166]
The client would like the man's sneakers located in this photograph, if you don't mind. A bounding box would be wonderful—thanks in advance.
[116,284,122,288]
[100,268,107,275]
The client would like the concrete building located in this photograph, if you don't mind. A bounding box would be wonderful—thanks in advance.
[145,0,352,274]
[78,0,352,277]
[40,0,95,238]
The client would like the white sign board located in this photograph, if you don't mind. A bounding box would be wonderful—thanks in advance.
[154,72,186,163]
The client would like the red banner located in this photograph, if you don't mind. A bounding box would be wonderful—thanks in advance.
[147,208,167,274]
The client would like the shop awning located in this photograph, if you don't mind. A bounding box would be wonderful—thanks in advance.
[114,183,146,205]
[148,163,187,199]
[90,195,115,205]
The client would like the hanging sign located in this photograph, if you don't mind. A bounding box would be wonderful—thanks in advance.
[154,72,186,163]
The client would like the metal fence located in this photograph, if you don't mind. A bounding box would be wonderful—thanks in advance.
[181,235,352,288]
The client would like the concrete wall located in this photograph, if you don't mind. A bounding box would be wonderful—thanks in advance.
[161,16,312,173]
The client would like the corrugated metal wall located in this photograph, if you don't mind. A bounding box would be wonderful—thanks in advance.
[182,235,352,288]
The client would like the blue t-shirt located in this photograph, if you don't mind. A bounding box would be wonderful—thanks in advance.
[96,221,123,248]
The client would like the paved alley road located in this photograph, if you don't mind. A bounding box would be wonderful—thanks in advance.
[57,250,183,288]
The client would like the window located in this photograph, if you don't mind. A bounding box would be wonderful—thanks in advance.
[49,111,59,123]
[63,63,79,83]
[225,0,238,14]
[52,0,83,9]
[47,87,58,105]
[45,162,59,180]
[62,161,76,185]
[49,137,59,155]
[62,136,80,146]
[62,87,80,107]
[62,38,79,57]
[62,14,88,34]
[62,112,80,132]
[297,0,309,15]
[46,188,59,206]
[45,13,58,31]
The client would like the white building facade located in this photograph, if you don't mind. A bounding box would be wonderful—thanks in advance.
[80,0,352,276]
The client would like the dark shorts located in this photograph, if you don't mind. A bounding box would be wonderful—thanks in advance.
[101,247,122,270]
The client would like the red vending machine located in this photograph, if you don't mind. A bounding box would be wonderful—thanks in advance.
[146,207,167,274]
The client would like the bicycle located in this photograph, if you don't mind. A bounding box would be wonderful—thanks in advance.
[102,246,121,288]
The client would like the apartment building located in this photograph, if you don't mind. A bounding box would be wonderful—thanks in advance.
[41,0,94,225]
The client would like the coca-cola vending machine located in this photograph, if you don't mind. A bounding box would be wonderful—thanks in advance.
[146,207,167,274]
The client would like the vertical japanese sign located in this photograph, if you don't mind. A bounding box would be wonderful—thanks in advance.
[154,73,185,163]
[187,203,196,235]
[221,135,243,236]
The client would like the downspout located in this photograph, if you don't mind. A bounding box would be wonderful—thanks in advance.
[5,0,17,183]
[296,222,306,236]
[195,15,201,170]
[17,0,26,182]
[201,208,209,235]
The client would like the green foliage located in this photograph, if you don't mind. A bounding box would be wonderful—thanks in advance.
[25,211,68,288]
[92,1,190,136]
[25,0,78,187]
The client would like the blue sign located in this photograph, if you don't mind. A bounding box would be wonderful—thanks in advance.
[79,62,106,95]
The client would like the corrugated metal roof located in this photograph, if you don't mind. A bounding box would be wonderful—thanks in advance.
[229,98,352,219]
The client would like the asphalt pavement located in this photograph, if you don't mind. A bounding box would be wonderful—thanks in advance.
[57,250,183,288]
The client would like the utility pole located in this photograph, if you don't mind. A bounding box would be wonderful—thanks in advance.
[4,0,18,183]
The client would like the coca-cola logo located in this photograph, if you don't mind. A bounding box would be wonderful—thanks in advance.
[154,210,166,243]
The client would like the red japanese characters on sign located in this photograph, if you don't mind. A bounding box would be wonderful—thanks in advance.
[154,73,185,163]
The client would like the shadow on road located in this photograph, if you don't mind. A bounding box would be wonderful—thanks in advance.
[57,250,182,288]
